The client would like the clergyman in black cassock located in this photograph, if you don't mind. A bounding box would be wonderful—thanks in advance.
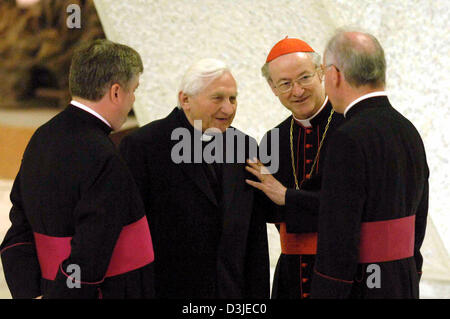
[119,59,270,298]
[260,99,343,299]
[311,30,429,298]
[0,40,155,299]
[247,37,344,299]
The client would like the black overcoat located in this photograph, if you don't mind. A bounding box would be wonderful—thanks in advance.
[119,107,270,298]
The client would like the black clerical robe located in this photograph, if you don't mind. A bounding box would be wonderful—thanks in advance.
[119,107,270,298]
[0,105,155,299]
[260,100,344,299]
[311,96,429,298]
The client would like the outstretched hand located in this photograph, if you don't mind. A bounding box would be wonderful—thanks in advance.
[245,158,287,206]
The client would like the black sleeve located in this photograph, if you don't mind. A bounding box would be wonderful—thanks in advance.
[243,139,270,298]
[119,135,152,212]
[284,189,320,233]
[244,192,270,298]
[258,131,286,224]
[0,170,42,299]
[255,189,283,224]
[284,173,322,233]
[45,156,129,298]
[311,131,366,299]
[414,164,429,280]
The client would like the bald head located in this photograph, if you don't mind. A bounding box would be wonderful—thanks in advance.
[346,32,378,51]
[324,29,386,89]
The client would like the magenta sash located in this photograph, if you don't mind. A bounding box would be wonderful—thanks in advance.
[358,215,415,263]
[34,216,154,281]
[280,215,415,263]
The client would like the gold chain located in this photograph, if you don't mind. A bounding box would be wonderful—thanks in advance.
[290,109,335,189]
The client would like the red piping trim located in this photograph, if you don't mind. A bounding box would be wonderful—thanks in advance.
[314,268,354,284]
[0,242,33,255]
[355,269,364,283]
[299,255,303,298]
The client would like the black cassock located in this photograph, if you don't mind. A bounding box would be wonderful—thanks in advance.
[260,99,344,299]
[311,96,429,298]
[119,107,270,298]
[0,105,155,299]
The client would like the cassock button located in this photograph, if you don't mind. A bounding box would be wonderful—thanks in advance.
[301,262,308,268]
[305,174,311,179]
[306,129,312,134]
[306,144,313,148]
[306,159,312,164]
[302,293,310,298]
[302,278,308,283]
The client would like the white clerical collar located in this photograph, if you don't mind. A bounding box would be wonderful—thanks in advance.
[343,91,387,118]
[70,100,112,128]
[292,96,329,128]
[200,129,223,142]
[200,133,214,142]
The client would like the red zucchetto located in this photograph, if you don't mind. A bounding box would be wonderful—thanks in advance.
[266,37,315,63]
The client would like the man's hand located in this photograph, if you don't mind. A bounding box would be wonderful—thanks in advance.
[245,158,287,206]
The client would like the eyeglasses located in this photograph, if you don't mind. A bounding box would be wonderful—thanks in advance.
[275,69,318,93]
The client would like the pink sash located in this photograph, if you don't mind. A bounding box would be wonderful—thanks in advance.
[34,216,154,281]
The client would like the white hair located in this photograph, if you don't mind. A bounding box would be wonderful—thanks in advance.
[178,58,230,108]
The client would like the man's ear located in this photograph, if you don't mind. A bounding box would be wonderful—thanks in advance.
[333,66,343,88]
[178,91,190,110]
[110,83,121,104]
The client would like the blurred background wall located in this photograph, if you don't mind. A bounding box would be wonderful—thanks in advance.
[0,0,449,298]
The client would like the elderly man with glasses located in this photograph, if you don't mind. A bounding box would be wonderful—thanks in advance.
[245,37,344,299]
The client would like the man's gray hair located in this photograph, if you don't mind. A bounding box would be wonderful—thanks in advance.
[261,52,322,83]
[178,58,231,108]
[324,28,386,88]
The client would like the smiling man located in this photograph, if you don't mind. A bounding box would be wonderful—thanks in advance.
[119,58,270,298]
[178,67,237,133]
[249,37,344,299]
